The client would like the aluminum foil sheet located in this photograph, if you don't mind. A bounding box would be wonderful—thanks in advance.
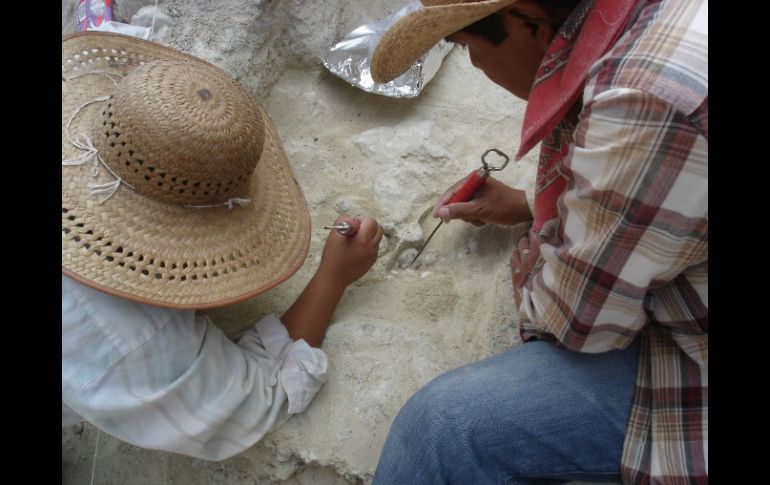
[323,1,454,98]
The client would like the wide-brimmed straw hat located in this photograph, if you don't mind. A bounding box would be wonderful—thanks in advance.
[371,0,519,83]
[62,32,310,309]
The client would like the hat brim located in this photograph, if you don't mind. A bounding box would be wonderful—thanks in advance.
[371,0,519,83]
[62,32,311,309]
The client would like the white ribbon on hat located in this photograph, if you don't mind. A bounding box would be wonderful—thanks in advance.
[62,93,137,204]
[187,197,251,210]
[62,95,110,171]
[62,71,137,204]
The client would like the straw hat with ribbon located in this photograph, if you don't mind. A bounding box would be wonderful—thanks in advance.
[62,32,310,309]
[371,0,519,83]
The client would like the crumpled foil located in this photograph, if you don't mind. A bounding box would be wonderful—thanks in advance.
[323,1,454,98]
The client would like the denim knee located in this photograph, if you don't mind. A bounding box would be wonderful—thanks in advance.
[390,376,453,448]
[376,342,640,485]
[376,373,463,481]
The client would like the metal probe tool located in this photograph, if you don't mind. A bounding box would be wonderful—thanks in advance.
[409,148,510,267]
[324,219,361,237]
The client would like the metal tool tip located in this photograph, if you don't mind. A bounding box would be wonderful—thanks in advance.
[324,221,351,235]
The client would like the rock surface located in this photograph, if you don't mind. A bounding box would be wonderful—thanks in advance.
[61,1,541,483]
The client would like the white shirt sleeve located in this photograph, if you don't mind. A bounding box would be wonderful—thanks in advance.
[61,275,328,461]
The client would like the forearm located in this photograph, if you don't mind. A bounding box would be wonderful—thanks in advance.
[281,271,346,347]
[282,215,382,347]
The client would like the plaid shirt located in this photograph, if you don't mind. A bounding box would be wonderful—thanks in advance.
[519,0,707,483]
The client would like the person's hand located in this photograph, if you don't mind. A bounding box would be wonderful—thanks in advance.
[316,215,383,289]
[510,229,543,305]
[432,175,531,226]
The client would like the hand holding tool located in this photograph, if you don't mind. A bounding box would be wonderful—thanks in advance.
[409,148,510,267]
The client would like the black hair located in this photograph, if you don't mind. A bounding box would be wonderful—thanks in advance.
[458,12,509,45]
[452,0,581,45]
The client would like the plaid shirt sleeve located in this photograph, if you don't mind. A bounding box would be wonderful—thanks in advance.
[520,86,707,353]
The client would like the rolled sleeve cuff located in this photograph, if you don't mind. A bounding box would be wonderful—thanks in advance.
[255,314,329,415]
[521,286,537,324]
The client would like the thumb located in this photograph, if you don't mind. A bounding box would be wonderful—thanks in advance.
[433,175,473,218]
[439,201,478,223]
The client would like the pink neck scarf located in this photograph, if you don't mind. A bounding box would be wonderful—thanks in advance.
[515,0,642,232]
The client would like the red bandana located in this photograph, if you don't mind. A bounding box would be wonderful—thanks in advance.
[515,0,641,232]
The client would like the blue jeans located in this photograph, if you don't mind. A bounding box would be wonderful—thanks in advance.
[373,339,640,485]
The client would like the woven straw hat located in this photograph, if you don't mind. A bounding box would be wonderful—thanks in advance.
[371,0,519,83]
[62,32,310,309]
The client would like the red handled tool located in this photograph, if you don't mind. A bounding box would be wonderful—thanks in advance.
[324,219,361,237]
[409,148,510,267]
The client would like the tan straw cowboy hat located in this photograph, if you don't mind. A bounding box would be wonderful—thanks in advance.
[62,32,310,309]
[371,0,518,83]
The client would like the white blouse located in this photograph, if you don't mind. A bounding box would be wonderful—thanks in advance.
[62,275,328,461]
